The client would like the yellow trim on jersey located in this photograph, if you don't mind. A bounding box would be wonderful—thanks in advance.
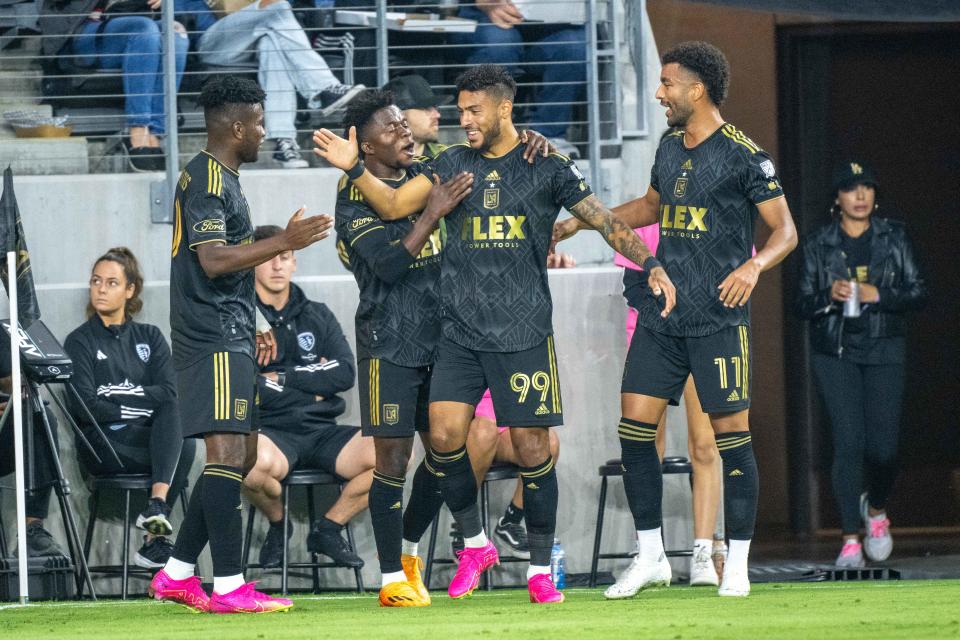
[349,225,385,246]
[337,174,348,191]
[171,197,182,257]
[753,193,786,206]
[336,239,351,267]
[201,150,239,175]
[547,336,561,413]
[548,151,570,163]
[368,359,380,426]
[188,238,227,252]
[207,157,223,197]
[721,124,760,154]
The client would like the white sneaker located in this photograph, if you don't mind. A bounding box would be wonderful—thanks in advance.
[717,566,750,597]
[835,540,865,568]
[273,138,309,169]
[860,493,893,562]
[689,545,720,586]
[603,554,671,599]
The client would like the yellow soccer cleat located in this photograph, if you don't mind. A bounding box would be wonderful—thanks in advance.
[379,580,430,608]
[401,554,431,603]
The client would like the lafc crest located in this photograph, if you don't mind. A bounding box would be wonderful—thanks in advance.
[383,404,399,425]
[674,177,688,197]
[483,188,499,209]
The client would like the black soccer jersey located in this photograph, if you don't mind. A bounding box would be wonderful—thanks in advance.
[335,164,443,367]
[430,143,592,352]
[170,151,256,369]
[636,124,785,337]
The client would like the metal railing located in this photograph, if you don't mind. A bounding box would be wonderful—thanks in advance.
[0,0,624,219]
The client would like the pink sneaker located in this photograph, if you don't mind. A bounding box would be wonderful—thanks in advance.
[528,573,564,604]
[209,582,294,614]
[448,540,499,599]
[148,569,210,612]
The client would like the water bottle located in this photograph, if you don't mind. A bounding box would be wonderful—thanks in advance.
[550,538,566,589]
[843,280,861,318]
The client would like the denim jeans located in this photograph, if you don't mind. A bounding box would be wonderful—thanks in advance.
[71,17,188,135]
[451,7,587,138]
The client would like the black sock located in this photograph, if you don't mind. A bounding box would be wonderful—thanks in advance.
[716,432,759,540]
[430,446,482,538]
[502,500,524,525]
[402,458,445,545]
[316,516,342,531]
[618,418,662,530]
[370,470,405,574]
[520,457,558,567]
[201,464,244,578]
[171,474,208,564]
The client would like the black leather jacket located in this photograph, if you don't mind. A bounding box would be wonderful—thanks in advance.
[795,217,927,357]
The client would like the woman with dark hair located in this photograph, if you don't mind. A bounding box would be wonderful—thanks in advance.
[65,247,195,569]
[795,162,926,568]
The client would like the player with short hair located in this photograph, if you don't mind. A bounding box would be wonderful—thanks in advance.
[314,63,674,605]
[556,40,798,598]
[149,75,333,614]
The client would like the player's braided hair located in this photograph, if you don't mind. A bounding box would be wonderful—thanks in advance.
[661,41,730,107]
[198,76,266,111]
[341,88,396,142]
[455,64,517,102]
[87,247,144,319]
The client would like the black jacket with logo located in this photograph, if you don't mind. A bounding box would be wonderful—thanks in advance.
[795,217,927,357]
[256,284,355,431]
[64,316,177,426]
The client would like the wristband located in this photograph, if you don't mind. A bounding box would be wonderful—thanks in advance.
[345,160,365,181]
[642,256,662,272]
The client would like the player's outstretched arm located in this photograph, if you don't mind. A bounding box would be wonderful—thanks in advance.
[197,207,333,279]
[553,185,660,245]
[570,193,676,317]
[313,126,449,220]
[717,195,798,308]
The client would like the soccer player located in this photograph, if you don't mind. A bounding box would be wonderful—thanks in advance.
[314,64,675,605]
[556,41,798,598]
[244,224,372,570]
[149,76,333,614]
[334,89,472,607]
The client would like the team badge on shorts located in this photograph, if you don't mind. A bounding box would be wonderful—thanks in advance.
[235,399,248,421]
[383,404,399,425]
[136,343,151,363]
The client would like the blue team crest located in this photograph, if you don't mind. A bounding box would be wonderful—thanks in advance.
[136,343,151,363]
[297,332,316,352]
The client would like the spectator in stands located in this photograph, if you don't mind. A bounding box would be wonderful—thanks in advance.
[450,0,586,158]
[0,340,67,558]
[796,161,926,568]
[243,224,373,568]
[64,247,196,569]
[175,0,364,168]
[40,0,189,171]
[383,74,450,159]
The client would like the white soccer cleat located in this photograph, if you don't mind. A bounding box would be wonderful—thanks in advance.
[689,545,720,586]
[860,493,893,562]
[604,554,672,599]
[717,566,750,597]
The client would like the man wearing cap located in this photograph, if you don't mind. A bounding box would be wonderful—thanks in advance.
[383,75,452,160]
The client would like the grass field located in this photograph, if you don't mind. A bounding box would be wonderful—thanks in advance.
[3,581,960,639]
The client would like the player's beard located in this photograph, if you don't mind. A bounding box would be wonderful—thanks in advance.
[477,119,501,153]
[666,101,692,128]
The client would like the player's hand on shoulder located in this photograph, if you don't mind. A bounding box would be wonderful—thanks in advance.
[648,266,676,318]
[423,173,473,220]
[718,259,761,308]
[283,206,333,250]
[312,126,359,171]
[519,129,553,163]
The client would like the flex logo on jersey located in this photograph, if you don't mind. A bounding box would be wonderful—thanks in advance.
[193,219,225,233]
[416,227,443,260]
[460,215,526,242]
[660,204,708,233]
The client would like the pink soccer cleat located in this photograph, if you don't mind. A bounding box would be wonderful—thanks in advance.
[527,573,564,604]
[148,569,210,612]
[209,581,294,614]
[448,540,499,599]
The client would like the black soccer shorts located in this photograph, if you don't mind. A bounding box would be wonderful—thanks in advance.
[429,335,563,428]
[358,358,431,438]
[622,324,752,414]
[178,350,259,438]
[259,425,360,474]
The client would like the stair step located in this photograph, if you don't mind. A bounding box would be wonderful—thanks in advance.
[0,137,89,175]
